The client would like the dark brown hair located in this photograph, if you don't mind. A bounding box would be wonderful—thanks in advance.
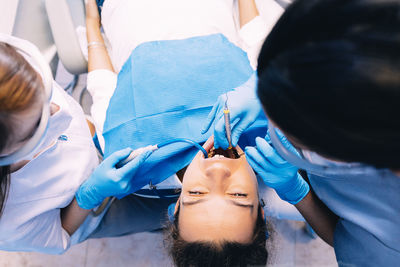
[165,205,268,267]
[0,42,43,216]
[257,0,400,169]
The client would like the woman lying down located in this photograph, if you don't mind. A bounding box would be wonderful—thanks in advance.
[79,0,283,265]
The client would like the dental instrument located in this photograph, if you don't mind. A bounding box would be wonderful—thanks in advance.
[223,93,233,149]
[116,138,209,168]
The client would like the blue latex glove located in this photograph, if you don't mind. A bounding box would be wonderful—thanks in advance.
[245,132,310,204]
[201,74,264,149]
[76,148,152,210]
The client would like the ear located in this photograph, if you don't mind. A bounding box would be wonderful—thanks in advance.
[259,204,269,239]
[261,206,266,222]
[168,199,180,222]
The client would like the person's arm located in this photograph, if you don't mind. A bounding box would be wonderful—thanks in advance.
[86,0,114,72]
[85,0,118,149]
[60,198,91,236]
[238,0,260,28]
[237,1,284,68]
[295,190,338,245]
[245,135,338,246]
[59,0,117,236]
[61,147,153,235]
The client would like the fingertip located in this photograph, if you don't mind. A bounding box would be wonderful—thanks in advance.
[255,136,265,145]
[135,150,152,163]
[112,147,132,159]
[231,139,238,148]
[119,150,150,174]
[244,153,259,170]
[122,147,133,154]
[201,120,212,134]
[265,131,271,142]
[213,141,220,149]
[255,137,274,156]
[143,150,153,159]
[244,146,255,156]
[231,133,239,148]
[214,121,228,149]
[216,137,228,150]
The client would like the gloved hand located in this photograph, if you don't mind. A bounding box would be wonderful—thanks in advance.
[201,74,264,149]
[245,132,310,204]
[76,148,152,210]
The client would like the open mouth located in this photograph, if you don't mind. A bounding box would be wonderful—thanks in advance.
[201,137,244,159]
[208,147,240,159]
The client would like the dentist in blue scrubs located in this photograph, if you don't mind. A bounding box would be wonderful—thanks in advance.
[206,0,400,266]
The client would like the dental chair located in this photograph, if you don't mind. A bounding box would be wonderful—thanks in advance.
[45,0,88,75]
[0,0,88,76]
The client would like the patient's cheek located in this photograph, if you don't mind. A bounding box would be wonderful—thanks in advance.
[181,160,200,183]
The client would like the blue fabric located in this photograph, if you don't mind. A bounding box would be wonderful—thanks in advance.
[306,153,400,266]
[92,133,104,157]
[103,34,267,193]
[96,0,104,14]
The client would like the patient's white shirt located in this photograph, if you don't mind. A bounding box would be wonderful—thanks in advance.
[101,0,282,72]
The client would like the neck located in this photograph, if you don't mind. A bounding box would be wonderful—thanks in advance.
[10,160,30,173]
[392,169,400,177]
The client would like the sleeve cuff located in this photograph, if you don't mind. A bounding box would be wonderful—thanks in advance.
[87,69,118,96]
[239,16,270,48]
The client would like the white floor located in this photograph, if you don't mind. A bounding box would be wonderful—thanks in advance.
[0,64,338,267]
[0,219,337,267]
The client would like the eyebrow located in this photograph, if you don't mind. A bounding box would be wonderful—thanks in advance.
[227,200,254,210]
[182,198,208,206]
[182,198,254,210]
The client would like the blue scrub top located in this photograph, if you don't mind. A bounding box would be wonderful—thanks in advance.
[306,153,400,266]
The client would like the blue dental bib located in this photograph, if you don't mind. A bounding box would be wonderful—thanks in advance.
[103,34,267,194]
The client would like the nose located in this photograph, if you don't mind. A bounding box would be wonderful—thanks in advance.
[204,163,232,180]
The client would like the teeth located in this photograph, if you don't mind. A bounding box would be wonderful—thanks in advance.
[213,154,226,158]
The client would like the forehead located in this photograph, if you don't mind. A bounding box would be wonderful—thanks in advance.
[178,199,256,243]
[184,154,257,180]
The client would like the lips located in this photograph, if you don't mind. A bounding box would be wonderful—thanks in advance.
[201,138,242,160]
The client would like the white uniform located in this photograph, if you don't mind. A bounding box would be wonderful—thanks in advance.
[0,84,99,254]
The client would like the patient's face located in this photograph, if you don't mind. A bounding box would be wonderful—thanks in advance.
[177,136,260,244]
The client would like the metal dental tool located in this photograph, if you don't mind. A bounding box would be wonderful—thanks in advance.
[224,93,233,149]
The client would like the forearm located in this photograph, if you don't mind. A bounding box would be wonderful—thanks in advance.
[86,20,114,72]
[295,190,339,246]
[238,0,260,28]
[60,198,91,236]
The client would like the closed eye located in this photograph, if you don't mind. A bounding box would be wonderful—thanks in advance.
[189,191,206,195]
[229,193,248,197]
